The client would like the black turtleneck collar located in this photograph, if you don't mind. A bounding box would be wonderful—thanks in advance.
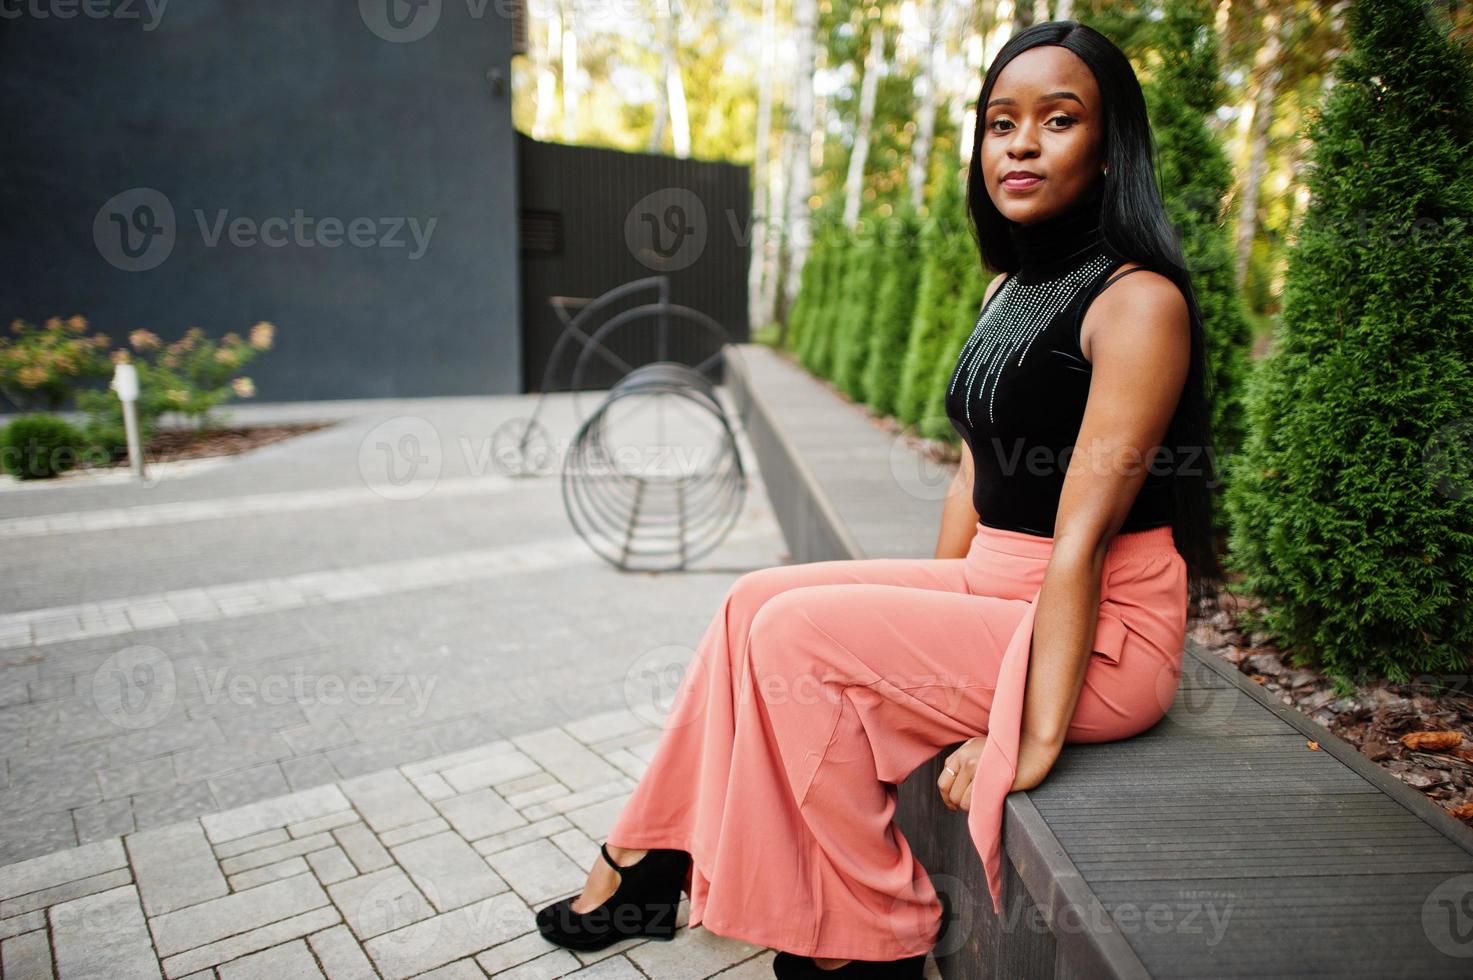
[1005,179,1108,283]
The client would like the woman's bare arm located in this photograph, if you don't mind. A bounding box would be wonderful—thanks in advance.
[935,438,980,558]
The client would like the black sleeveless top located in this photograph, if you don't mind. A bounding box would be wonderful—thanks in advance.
[944,183,1174,537]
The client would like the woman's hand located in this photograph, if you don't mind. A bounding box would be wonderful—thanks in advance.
[937,735,986,811]
[937,731,1063,811]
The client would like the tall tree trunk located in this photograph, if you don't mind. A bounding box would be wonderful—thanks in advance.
[647,0,690,156]
[780,0,820,321]
[910,0,942,210]
[768,126,795,340]
[648,0,669,152]
[844,23,886,228]
[1234,9,1285,287]
[533,7,558,140]
[560,0,579,143]
[749,0,777,334]
[1288,1,1350,236]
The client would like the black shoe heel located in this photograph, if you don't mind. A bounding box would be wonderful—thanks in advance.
[772,950,928,979]
[535,842,692,952]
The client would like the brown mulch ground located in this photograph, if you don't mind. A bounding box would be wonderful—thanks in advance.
[1190,585,1473,828]
[103,422,336,466]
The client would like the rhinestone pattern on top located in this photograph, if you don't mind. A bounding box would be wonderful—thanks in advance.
[949,250,1115,427]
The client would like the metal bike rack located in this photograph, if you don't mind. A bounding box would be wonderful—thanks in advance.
[493,276,748,572]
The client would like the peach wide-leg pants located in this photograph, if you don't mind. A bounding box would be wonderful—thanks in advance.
[605,521,1188,961]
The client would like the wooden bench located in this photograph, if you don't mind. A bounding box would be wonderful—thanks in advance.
[726,342,1473,978]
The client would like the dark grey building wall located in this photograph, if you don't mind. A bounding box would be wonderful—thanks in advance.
[0,0,521,404]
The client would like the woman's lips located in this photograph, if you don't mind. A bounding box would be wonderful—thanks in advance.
[1002,175,1044,191]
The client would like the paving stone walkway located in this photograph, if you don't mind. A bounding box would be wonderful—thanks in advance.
[0,708,809,978]
[0,394,944,977]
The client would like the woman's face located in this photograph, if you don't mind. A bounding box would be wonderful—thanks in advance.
[981,45,1105,226]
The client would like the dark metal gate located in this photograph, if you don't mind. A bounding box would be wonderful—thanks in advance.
[516,133,751,393]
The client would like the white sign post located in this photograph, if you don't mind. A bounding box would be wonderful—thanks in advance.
[112,361,146,480]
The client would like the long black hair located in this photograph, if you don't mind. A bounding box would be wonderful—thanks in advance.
[966,20,1225,606]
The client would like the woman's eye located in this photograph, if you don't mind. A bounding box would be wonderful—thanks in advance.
[988,115,1076,132]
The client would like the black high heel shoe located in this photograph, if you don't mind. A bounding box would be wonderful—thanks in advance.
[535,842,691,952]
[772,951,928,979]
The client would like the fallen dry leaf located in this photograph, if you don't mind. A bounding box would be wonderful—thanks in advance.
[1399,730,1464,752]
[1307,740,1320,751]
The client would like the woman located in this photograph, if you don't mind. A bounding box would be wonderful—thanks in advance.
[535,19,1224,979]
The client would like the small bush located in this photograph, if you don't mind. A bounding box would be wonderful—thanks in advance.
[0,414,93,479]
[0,316,113,412]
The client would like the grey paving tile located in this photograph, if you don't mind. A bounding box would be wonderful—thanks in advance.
[439,751,542,795]
[150,872,331,957]
[362,891,529,980]
[97,760,179,801]
[286,809,358,839]
[624,925,766,979]
[306,924,379,979]
[160,905,340,978]
[214,827,289,859]
[472,815,573,857]
[337,771,437,834]
[331,823,393,875]
[474,930,574,975]
[483,838,585,907]
[280,754,341,791]
[201,784,352,844]
[407,772,455,801]
[218,832,335,875]
[435,787,526,841]
[0,867,132,919]
[391,831,507,912]
[72,798,136,843]
[133,780,220,831]
[215,938,324,979]
[379,816,449,848]
[0,909,45,941]
[495,949,583,979]
[400,741,516,780]
[1,928,55,979]
[0,838,126,904]
[304,846,357,887]
[327,866,434,941]
[228,857,312,893]
[415,961,486,979]
[209,763,292,810]
[49,883,161,980]
[127,820,229,916]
